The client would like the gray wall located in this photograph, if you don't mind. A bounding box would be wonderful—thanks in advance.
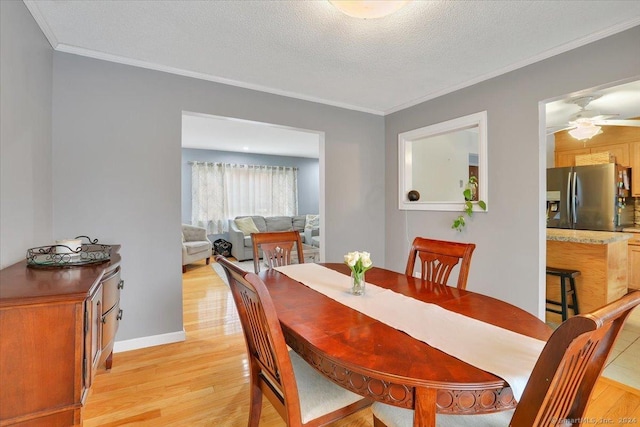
[181,148,320,230]
[0,1,53,268]
[51,53,385,342]
[385,26,640,317]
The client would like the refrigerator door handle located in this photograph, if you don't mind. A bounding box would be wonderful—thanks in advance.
[566,172,572,226]
[571,171,578,225]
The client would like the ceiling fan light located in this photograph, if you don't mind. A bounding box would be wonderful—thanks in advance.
[568,124,602,141]
[329,0,411,19]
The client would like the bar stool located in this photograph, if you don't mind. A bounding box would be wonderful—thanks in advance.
[546,267,580,321]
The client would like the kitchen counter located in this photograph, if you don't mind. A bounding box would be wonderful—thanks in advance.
[546,228,630,322]
[546,228,633,244]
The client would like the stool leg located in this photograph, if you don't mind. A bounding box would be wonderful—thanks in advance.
[570,276,579,315]
[560,276,568,322]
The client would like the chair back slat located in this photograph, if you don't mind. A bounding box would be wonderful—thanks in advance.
[417,253,458,286]
[240,290,278,379]
[405,237,476,289]
[252,231,305,274]
[261,241,295,269]
[512,291,640,426]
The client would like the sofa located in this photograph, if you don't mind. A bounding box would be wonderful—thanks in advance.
[228,215,319,261]
[182,224,213,273]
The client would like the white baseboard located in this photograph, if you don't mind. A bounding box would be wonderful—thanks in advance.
[113,329,186,353]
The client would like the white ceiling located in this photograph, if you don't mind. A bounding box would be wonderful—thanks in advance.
[23,1,640,156]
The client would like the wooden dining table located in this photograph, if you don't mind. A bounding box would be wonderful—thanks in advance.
[258,263,553,427]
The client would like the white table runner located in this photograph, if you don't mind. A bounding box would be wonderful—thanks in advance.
[274,263,547,401]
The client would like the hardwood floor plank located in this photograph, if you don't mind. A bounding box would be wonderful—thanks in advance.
[82,259,637,426]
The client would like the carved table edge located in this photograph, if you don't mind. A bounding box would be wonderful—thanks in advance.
[284,330,517,414]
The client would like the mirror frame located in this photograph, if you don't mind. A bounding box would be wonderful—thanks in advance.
[398,111,488,211]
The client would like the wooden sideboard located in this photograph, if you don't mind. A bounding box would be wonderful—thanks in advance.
[0,248,123,426]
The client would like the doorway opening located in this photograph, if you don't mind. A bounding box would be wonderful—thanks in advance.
[179,111,325,276]
[539,77,640,319]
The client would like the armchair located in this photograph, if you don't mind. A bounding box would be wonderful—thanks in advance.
[182,224,212,273]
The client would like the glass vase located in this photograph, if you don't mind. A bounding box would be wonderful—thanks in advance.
[351,271,365,295]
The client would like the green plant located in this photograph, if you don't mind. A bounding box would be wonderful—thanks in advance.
[452,176,487,232]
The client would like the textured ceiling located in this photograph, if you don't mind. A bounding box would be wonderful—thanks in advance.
[25,0,640,116]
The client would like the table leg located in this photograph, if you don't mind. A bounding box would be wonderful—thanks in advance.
[414,387,437,427]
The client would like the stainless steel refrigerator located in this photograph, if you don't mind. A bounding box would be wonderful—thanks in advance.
[546,163,632,231]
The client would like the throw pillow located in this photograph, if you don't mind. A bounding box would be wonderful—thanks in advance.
[305,214,320,230]
[235,217,260,236]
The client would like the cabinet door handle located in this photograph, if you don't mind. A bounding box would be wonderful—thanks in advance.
[117,309,123,321]
[118,280,125,289]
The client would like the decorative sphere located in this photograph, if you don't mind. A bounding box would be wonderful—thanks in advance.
[407,190,420,201]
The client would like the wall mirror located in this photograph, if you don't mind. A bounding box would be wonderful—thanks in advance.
[398,111,488,211]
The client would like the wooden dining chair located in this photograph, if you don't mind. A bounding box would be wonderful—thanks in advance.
[405,237,476,289]
[372,290,640,427]
[251,230,305,274]
[216,256,371,426]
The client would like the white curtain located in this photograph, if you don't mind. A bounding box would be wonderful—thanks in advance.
[191,162,298,234]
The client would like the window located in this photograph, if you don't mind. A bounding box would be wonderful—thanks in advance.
[191,162,298,233]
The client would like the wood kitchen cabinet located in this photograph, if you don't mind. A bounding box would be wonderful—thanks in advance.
[632,141,640,197]
[629,233,640,291]
[0,248,123,426]
[554,143,629,168]
[592,143,630,167]
[555,147,590,167]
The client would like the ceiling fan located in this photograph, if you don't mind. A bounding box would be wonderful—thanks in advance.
[547,95,640,140]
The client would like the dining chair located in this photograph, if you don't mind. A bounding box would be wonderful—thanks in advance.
[215,256,371,426]
[405,237,476,289]
[251,230,305,274]
[372,290,640,427]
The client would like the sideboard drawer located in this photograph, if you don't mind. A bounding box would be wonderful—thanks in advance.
[101,301,121,350]
[101,266,122,314]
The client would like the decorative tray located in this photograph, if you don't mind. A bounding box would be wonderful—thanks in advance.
[26,236,112,269]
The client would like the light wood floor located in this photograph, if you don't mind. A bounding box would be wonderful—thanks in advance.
[83,260,640,426]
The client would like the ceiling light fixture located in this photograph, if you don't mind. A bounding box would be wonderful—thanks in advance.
[329,0,411,19]
[568,122,602,141]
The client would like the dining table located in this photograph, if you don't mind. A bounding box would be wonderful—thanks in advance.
[258,263,553,427]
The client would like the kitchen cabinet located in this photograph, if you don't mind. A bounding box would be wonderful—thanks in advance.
[554,144,629,168]
[629,233,640,291]
[0,248,123,426]
[555,148,590,167]
[633,141,640,197]
[591,143,630,167]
